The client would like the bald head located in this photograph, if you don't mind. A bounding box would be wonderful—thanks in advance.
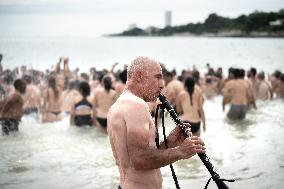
[127,56,159,80]
[126,56,163,101]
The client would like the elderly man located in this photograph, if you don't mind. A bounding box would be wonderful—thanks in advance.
[107,56,206,189]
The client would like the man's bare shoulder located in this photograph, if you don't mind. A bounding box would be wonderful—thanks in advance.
[116,92,148,110]
[108,92,149,130]
[240,79,250,87]
[108,92,148,122]
[224,80,235,88]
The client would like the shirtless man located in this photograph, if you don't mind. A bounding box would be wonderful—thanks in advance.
[255,71,272,100]
[0,79,26,135]
[22,75,42,115]
[247,67,258,98]
[270,70,281,95]
[201,75,218,100]
[163,71,184,109]
[107,57,205,189]
[222,68,255,120]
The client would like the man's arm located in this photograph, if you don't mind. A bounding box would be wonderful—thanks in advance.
[55,57,62,74]
[126,102,205,170]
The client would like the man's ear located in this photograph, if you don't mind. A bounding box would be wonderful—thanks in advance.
[133,70,143,83]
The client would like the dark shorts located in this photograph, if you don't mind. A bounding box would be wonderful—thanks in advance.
[0,118,20,135]
[74,115,93,127]
[227,104,248,120]
[96,117,107,128]
[23,107,39,115]
[183,121,201,133]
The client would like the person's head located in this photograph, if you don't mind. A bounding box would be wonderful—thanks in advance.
[247,67,257,78]
[119,69,127,84]
[63,58,69,65]
[97,71,107,83]
[127,56,164,102]
[68,80,79,90]
[257,71,265,81]
[228,67,235,79]
[192,69,200,83]
[20,65,27,73]
[232,68,241,79]
[163,71,173,85]
[80,72,89,81]
[207,68,215,76]
[3,70,14,85]
[272,70,282,79]
[79,81,90,97]
[48,76,59,98]
[184,76,195,105]
[217,67,223,75]
[14,78,26,94]
[22,75,32,84]
[205,76,212,84]
[239,69,245,79]
[280,73,284,82]
[48,76,56,89]
[102,75,112,92]
[171,69,177,77]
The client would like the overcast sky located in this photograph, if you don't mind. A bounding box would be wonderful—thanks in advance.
[0,0,284,36]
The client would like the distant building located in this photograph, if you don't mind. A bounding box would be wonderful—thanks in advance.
[165,10,172,27]
[269,20,282,26]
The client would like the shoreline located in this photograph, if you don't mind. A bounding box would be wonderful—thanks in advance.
[108,31,284,38]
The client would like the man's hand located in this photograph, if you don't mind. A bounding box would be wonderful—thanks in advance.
[178,136,206,159]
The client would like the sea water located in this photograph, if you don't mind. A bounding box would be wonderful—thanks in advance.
[0,36,284,189]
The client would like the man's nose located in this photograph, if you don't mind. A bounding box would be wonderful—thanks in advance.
[159,79,165,89]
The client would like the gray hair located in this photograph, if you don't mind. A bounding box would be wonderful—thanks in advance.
[127,56,158,79]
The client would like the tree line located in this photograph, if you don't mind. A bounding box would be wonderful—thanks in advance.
[112,9,284,37]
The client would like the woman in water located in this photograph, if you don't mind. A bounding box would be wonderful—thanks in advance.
[70,81,95,127]
[42,76,63,123]
[176,76,206,136]
[93,75,117,131]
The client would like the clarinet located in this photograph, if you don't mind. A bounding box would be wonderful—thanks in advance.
[159,94,234,189]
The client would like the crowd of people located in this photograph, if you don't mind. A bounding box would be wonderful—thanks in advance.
[1,54,284,188]
[0,55,284,136]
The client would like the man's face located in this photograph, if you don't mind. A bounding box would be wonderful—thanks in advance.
[141,63,164,102]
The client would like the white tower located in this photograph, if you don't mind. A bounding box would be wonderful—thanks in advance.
[165,10,172,27]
